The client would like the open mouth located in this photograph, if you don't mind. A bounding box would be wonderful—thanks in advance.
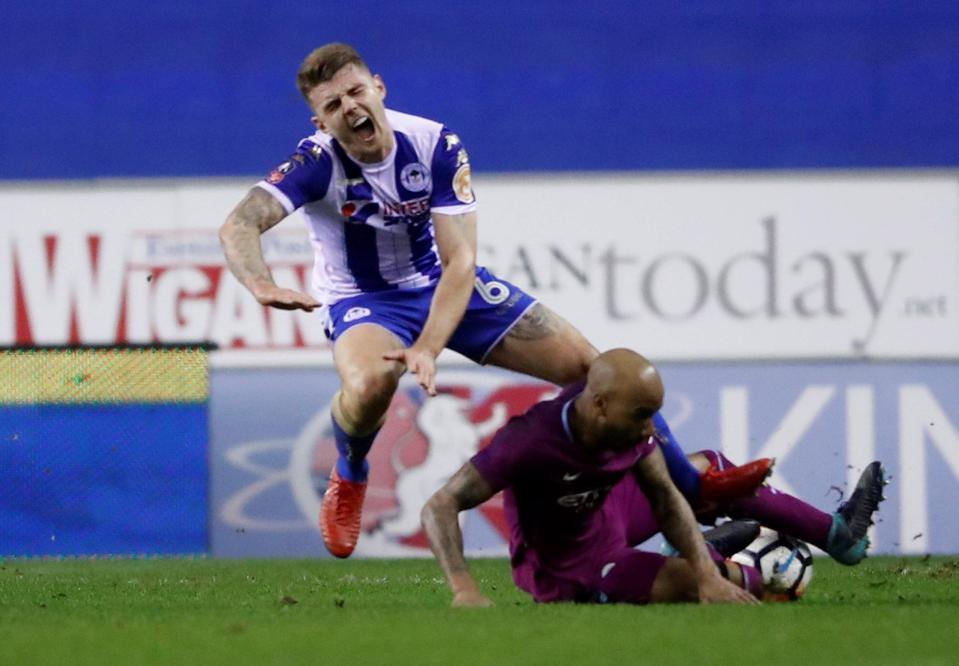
[350,116,376,141]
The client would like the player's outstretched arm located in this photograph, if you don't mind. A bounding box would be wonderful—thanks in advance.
[421,461,495,607]
[385,211,476,395]
[219,188,320,311]
[634,447,759,605]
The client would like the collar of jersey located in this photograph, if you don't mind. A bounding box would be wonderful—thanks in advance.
[561,394,581,443]
[345,131,398,172]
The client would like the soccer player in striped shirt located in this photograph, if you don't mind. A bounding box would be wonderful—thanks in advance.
[219,44,771,558]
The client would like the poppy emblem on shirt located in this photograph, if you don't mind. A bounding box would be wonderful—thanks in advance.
[266,160,296,184]
[400,163,431,192]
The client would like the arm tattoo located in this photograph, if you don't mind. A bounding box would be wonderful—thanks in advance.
[451,474,496,512]
[220,188,286,288]
[422,464,494,577]
[506,303,560,341]
[233,188,285,233]
[636,452,713,575]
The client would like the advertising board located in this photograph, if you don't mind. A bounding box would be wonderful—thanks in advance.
[3,174,955,360]
[210,361,959,558]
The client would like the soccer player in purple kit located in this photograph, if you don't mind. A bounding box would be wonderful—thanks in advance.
[422,349,886,606]
[219,43,772,559]
[423,349,762,605]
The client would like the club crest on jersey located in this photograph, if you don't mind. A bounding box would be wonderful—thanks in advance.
[400,163,431,192]
[343,307,372,322]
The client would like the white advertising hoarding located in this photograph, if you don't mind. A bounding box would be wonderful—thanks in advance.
[0,181,325,357]
[1,173,956,360]
[477,174,959,359]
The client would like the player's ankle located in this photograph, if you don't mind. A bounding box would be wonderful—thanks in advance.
[825,514,868,564]
[336,457,370,483]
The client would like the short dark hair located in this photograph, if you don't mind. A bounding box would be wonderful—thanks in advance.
[296,43,370,101]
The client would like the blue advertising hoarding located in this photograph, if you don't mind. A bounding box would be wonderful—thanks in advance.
[0,348,210,557]
[209,361,959,558]
[0,404,208,556]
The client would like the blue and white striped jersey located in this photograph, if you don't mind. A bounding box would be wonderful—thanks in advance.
[256,109,477,305]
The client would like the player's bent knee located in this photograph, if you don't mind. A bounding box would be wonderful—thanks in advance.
[596,550,672,605]
[551,339,596,385]
[341,368,399,415]
[560,351,594,384]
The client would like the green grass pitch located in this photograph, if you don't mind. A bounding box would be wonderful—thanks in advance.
[1,556,957,665]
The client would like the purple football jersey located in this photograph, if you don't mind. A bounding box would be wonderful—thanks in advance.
[471,382,657,601]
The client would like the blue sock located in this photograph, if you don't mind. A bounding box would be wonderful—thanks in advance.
[653,412,702,500]
[331,413,378,483]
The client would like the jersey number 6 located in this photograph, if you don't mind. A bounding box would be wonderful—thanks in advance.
[474,277,510,305]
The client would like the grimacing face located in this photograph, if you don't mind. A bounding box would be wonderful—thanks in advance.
[307,63,393,163]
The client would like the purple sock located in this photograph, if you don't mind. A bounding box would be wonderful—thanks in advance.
[331,413,378,483]
[708,543,763,597]
[736,561,765,598]
[702,451,833,550]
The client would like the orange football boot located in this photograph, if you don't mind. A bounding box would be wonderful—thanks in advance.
[699,457,775,507]
[320,469,367,558]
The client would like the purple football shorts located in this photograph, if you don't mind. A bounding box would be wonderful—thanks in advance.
[520,474,728,604]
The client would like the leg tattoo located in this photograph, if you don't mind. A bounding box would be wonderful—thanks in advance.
[506,304,559,341]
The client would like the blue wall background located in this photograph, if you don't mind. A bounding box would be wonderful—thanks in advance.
[3,1,958,179]
[0,404,208,556]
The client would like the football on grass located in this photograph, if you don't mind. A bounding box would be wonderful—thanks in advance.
[731,527,814,600]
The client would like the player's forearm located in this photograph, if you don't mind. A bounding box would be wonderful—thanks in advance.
[415,255,475,355]
[651,485,717,579]
[219,188,287,295]
[220,219,276,293]
[421,490,481,596]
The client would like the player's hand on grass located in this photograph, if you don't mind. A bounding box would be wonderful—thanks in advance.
[451,589,494,608]
[383,346,438,396]
[698,574,760,605]
[252,283,320,311]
